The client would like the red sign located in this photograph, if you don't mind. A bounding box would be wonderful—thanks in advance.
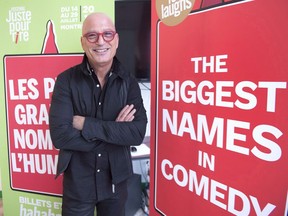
[151,0,288,215]
[4,54,83,196]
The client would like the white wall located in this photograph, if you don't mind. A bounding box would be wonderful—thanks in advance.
[139,82,151,138]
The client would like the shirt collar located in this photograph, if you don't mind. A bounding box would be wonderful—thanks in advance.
[86,60,114,78]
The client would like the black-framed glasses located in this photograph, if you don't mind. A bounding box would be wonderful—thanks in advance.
[83,31,117,43]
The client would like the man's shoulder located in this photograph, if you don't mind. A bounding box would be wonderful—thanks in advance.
[58,62,85,78]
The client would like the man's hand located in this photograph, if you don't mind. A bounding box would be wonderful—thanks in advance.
[116,104,136,122]
[73,115,85,130]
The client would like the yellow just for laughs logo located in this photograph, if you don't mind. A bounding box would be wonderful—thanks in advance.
[156,0,194,26]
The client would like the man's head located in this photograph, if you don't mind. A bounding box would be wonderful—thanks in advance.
[81,13,119,68]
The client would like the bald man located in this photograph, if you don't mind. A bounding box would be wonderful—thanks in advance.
[49,12,147,216]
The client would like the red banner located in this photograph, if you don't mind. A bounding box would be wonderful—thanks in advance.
[4,54,83,196]
[150,0,288,215]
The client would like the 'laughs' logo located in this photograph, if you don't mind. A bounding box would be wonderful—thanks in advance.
[156,0,194,26]
[156,0,252,26]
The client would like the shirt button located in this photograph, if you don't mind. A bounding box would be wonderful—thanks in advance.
[98,153,102,157]
[97,169,100,173]
[99,102,101,106]
[96,84,100,88]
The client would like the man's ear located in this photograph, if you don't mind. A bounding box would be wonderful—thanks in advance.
[115,33,119,49]
[80,36,85,50]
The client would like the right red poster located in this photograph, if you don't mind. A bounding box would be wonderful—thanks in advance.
[150,0,288,215]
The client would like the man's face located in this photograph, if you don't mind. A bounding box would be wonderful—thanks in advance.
[81,14,119,67]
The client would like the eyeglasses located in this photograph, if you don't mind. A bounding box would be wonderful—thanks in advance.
[83,31,117,43]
